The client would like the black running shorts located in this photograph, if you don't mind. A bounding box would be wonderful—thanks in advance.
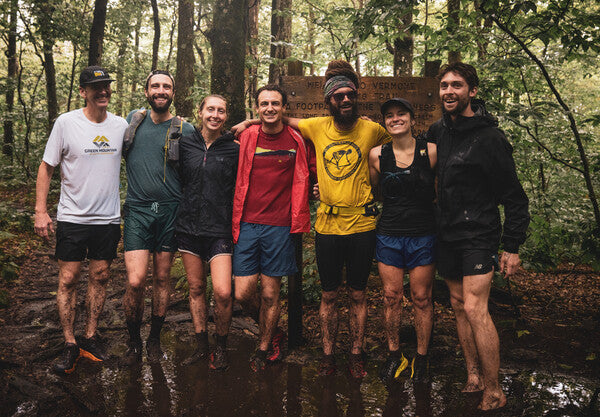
[436,241,499,280]
[55,221,120,262]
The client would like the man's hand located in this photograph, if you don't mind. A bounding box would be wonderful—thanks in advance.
[34,211,54,240]
[500,251,520,277]
[312,183,320,200]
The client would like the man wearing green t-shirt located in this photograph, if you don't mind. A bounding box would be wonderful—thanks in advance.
[122,70,194,365]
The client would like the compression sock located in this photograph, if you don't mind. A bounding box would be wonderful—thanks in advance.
[126,320,142,344]
[148,315,165,340]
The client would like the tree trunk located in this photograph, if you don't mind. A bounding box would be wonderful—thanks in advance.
[246,0,260,112]
[151,0,160,70]
[393,9,413,76]
[3,0,18,159]
[447,0,461,63]
[115,40,128,116]
[209,0,248,125]
[130,12,142,107]
[166,1,178,71]
[308,6,315,75]
[175,0,195,117]
[268,0,292,83]
[88,0,108,65]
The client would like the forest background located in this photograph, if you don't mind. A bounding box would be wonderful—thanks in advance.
[0,0,599,301]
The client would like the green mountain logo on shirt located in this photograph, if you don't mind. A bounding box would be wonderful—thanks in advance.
[93,136,110,148]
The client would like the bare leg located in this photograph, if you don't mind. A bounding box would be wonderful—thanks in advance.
[349,288,367,354]
[210,255,233,336]
[57,261,82,344]
[181,252,208,333]
[463,273,506,410]
[408,264,434,355]
[234,273,260,324]
[258,275,281,351]
[446,278,484,393]
[378,262,405,352]
[319,289,339,355]
[151,251,174,317]
[85,259,112,338]
[124,250,151,323]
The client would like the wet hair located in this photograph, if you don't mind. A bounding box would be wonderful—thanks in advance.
[145,70,175,90]
[199,94,228,113]
[324,60,359,89]
[255,84,288,106]
[437,62,479,90]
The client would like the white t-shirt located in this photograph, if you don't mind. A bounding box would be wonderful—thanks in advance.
[43,108,128,225]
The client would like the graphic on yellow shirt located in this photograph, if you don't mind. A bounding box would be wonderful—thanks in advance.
[323,141,361,180]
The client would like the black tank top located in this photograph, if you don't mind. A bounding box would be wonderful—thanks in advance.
[377,139,436,236]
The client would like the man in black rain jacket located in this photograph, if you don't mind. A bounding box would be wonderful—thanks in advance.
[426,62,529,411]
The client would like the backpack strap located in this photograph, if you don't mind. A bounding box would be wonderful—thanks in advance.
[122,109,147,159]
[165,116,184,165]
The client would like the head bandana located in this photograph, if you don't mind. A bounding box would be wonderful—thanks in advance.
[323,75,357,99]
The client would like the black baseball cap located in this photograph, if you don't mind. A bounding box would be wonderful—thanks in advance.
[380,98,415,118]
[79,66,115,87]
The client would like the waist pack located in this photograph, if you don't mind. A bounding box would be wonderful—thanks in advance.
[122,109,183,165]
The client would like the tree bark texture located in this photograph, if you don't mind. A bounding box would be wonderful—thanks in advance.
[175,0,195,117]
[88,0,108,66]
[209,0,249,125]
[3,0,18,158]
[247,0,260,112]
[268,0,292,83]
[151,0,160,70]
[447,0,461,63]
[393,9,413,76]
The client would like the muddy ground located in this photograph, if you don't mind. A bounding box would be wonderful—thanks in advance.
[1,233,599,416]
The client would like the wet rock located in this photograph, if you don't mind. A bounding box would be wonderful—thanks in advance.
[10,400,38,417]
[506,348,541,363]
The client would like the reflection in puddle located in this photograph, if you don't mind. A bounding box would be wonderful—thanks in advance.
[48,331,599,416]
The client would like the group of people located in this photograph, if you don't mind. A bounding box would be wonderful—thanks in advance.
[34,59,528,411]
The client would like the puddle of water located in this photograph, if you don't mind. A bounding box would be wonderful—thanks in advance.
[38,331,599,417]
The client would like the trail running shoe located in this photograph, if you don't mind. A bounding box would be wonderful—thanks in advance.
[121,340,143,366]
[209,345,229,370]
[79,335,109,362]
[146,337,163,363]
[348,352,367,379]
[183,345,209,366]
[378,352,409,384]
[318,354,336,376]
[52,343,81,374]
[250,351,267,372]
[267,327,286,363]
[410,354,430,381]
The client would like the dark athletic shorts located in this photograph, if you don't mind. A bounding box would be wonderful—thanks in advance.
[375,234,436,269]
[436,241,499,280]
[55,221,120,262]
[315,229,376,292]
[233,222,297,277]
[176,233,233,262]
[123,202,178,252]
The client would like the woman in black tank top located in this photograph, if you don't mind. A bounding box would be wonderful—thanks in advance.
[368,98,437,383]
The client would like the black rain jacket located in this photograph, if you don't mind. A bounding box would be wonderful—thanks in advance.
[426,99,529,252]
[175,128,239,238]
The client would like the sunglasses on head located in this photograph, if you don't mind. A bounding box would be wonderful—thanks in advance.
[331,91,357,102]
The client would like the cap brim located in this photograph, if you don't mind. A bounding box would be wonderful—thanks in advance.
[83,78,115,85]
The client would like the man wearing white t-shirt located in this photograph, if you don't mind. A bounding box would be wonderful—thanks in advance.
[34,66,128,374]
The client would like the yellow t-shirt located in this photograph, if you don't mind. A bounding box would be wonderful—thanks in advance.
[298,116,390,235]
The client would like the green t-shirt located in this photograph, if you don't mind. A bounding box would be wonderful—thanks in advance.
[125,110,195,204]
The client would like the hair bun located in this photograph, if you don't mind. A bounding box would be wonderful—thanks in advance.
[325,60,359,88]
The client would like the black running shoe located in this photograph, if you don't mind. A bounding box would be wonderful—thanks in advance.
[146,337,163,363]
[52,343,81,374]
[122,340,143,366]
[348,352,367,379]
[209,345,229,370]
[379,352,409,384]
[411,354,429,381]
[249,351,267,372]
[318,354,336,376]
[79,335,109,362]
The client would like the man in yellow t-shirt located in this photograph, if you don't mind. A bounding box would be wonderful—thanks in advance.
[285,61,390,378]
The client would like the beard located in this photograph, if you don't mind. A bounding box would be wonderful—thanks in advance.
[329,101,359,126]
[147,94,173,113]
[443,95,471,116]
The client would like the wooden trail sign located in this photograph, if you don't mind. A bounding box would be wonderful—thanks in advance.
[281,76,442,136]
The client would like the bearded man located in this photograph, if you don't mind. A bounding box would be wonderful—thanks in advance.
[121,70,195,365]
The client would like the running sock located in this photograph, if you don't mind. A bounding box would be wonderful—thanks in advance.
[389,349,402,359]
[216,334,227,349]
[415,352,428,361]
[126,320,142,344]
[148,315,165,340]
[196,331,209,350]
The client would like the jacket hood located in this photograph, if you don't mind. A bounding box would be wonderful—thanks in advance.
[442,99,498,133]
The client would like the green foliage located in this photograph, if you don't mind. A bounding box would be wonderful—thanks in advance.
[0,289,9,308]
